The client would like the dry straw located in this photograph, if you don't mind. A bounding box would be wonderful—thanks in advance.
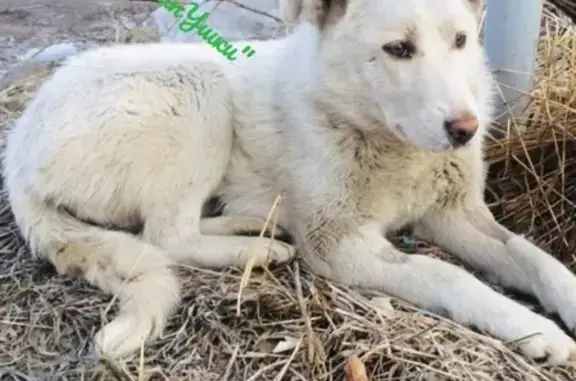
[485,3,576,267]
[0,2,575,380]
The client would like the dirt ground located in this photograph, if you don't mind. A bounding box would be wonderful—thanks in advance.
[1,1,576,381]
[0,0,161,71]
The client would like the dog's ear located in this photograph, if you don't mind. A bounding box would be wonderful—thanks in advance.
[281,0,303,25]
[281,0,348,29]
[464,0,485,17]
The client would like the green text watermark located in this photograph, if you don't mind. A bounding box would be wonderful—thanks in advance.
[157,0,256,61]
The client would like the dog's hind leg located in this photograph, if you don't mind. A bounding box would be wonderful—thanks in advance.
[199,216,293,242]
[167,233,295,269]
[310,222,576,364]
[143,195,296,269]
[5,190,181,360]
[415,199,576,352]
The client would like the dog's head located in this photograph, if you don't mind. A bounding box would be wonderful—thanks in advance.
[281,0,494,152]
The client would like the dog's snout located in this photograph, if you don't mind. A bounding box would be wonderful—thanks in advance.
[444,112,479,147]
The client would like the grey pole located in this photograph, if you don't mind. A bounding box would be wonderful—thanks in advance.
[484,0,544,128]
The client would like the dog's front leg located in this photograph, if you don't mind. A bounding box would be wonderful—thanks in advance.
[415,201,576,359]
[305,221,576,364]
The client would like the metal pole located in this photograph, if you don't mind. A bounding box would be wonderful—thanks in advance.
[484,0,544,128]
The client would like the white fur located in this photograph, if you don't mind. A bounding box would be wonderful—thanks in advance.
[4,0,576,364]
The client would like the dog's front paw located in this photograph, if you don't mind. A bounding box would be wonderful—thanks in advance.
[506,235,576,334]
[512,316,576,365]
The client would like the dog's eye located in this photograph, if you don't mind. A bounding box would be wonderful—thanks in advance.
[454,32,467,49]
[382,41,416,59]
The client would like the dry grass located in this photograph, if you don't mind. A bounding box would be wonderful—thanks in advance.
[1,3,576,381]
[485,3,576,268]
[550,0,576,22]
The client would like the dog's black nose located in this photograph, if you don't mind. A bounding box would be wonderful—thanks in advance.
[444,113,479,147]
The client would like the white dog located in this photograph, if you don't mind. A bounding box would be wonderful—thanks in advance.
[4,0,576,364]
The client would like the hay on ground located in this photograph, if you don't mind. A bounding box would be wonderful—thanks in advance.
[485,6,576,268]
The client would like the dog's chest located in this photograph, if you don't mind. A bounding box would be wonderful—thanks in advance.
[353,142,479,227]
